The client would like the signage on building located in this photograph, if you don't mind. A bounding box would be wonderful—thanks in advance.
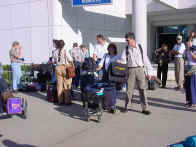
[73,0,112,7]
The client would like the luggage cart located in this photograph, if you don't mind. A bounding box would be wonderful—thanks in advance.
[83,84,104,122]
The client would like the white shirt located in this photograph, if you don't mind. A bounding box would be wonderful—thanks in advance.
[53,48,73,65]
[93,42,109,59]
[193,38,196,46]
[173,43,186,58]
[99,53,120,71]
[120,44,153,75]
[69,47,81,62]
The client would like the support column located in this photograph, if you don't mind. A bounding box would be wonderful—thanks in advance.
[51,0,63,39]
[132,0,147,55]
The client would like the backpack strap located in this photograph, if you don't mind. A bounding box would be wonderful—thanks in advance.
[138,44,144,64]
[103,53,108,70]
[126,46,129,64]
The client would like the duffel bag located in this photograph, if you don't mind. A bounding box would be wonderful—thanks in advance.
[108,62,128,83]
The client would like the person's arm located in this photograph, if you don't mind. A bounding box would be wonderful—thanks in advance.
[18,46,22,58]
[155,48,161,55]
[96,54,105,71]
[143,54,154,78]
[10,49,19,59]
[65,49,73,62]
[93,45,98,61]
[52,51,57,64]
[118,49,126,64]
[189,50,196,61]
[178,44,186,55]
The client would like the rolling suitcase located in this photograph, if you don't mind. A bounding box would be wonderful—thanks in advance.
[47,85,57,103]
[103,86,117,111]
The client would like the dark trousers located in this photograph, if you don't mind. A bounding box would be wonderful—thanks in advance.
[157,64,168,87]
[184,75,192,104]
[72,67,80,88]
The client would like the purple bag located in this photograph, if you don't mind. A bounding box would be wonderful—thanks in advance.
[6,98,22,114]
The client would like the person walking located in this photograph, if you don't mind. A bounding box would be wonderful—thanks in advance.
[96,43,120,113]
[51,39,58,83]
[172,35,186,90]
[120,32,153,115]
[93,34,109,80]
[184,37,194,107]
[185,37,196,107]
[155,44,170,88]
[97,43,120,81]
[93,34,109,62]
[70,43,81,89]
[53,40,73,105]
[9,41,23,92]
[80,45,90,63]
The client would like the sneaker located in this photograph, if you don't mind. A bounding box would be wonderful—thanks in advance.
[142,110,151,115]
[122,108,128,113]
[65,102,73,106]
[110,108,116,114]
[174,86,180,90]
[185,103,192,108]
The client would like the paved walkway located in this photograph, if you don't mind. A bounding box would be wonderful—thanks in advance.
[0,82,196,147]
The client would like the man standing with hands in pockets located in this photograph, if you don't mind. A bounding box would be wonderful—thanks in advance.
[119,32,153,115]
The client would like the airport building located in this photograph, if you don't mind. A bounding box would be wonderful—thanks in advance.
[1,0,196,64]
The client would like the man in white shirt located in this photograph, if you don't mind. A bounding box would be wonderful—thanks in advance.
[172,35,186,89]
[93,34,109,62]
[93,34,109,80]
[120,32,153,115]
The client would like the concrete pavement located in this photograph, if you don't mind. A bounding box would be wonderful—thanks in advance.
[0,82,196,147]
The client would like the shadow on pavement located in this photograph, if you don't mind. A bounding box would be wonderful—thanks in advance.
[21,92,47,102]
[2,139,37,147]
[54,103,86,122]
[131,96,196,113]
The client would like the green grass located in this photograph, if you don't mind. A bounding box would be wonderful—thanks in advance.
[2,64,32,85]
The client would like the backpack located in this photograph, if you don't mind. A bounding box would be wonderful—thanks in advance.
[82,57,96,72]
[108,62,128,83]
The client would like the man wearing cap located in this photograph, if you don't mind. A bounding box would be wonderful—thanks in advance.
[172,35,186,90]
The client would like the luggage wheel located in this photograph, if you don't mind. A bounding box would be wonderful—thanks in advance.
[21,98,28,119]
[84,102,89,122]
[97,115,101,123]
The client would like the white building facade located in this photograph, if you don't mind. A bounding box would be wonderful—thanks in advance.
[0,0,196,64]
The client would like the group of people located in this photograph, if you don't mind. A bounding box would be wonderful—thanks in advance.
[7,32,155,115]
[9,31,196,115]
[67,33,153,115]
[155,32,196,107]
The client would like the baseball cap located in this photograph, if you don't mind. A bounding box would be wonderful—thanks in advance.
[177,35,182,40]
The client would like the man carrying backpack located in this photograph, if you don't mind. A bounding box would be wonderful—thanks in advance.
[120,32,153,115]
